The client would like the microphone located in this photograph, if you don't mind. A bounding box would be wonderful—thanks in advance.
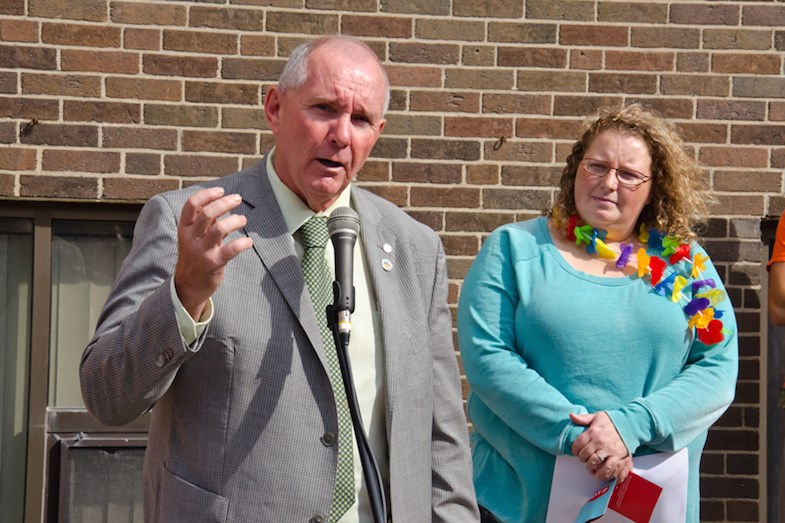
[327,206,360,335]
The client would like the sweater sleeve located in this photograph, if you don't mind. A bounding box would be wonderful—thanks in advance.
[605,245,739,455]
[458,226,586,456]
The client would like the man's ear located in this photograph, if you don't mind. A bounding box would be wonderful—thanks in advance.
[264,86,282,134]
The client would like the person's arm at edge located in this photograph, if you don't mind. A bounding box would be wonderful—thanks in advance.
[769,262,785,326]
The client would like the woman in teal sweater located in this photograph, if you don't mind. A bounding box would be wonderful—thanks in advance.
[458,105,738,523]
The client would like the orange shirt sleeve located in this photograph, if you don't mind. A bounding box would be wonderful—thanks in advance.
[768,210,785,271]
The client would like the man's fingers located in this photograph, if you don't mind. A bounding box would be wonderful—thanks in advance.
[180,187,226,226]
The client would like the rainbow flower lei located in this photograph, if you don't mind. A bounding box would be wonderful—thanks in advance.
[566,215,729,346]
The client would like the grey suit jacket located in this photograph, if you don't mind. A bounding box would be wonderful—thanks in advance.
[80,159,479,522]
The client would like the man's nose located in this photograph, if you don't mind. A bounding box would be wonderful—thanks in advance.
[329,115,351,147]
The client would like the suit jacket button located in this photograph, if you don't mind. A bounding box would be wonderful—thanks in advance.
[309,515,325,523]
[156,354,166,368]
[320,432,336,446]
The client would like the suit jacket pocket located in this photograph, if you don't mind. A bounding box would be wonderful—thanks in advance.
[158,464,229,523]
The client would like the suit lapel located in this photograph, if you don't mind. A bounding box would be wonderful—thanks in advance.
[352,188,401,436]
[236,159,330,370]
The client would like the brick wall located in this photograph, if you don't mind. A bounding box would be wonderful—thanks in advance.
[2,1,783,521]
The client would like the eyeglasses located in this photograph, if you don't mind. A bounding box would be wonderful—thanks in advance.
[580,158,651,188]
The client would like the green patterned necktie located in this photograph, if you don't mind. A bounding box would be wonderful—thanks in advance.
[300,216,355,522]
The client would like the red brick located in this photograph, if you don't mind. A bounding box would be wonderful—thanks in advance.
[559,25,628,46]
[445,211,512,232]
[445,116,513,138]
[42,149,120,173]
[771,102,785,121]
[110,2,186,26]
[516,117,582,140]
[222,108,268,130]
[105,77,181,101]
[715,170,781,193]
[733,77,785,98]
[28,0,106,22]
[370,137,407,159]
[411,186,479,208]
[124,28,160,51]
[732,125,785,146]
[483,188,552,211]
[20,123,98,147]
[185,81,259,105]
[240,35,275,56]
[605,51,674,72]
[42,23,121,47]
[63,100,141,124]
[222,57,285,81]
[354,160,389,182]
[502,165,561,187]
[386,65,442,88]
[143,54,218,78]
[441,234,480,256]
[410,91,480,113]
[466,164,499,185]
[569,49,603,70]
[164,155,239,177]
[662,75,730,97]
[482,93,550,115]
[447,68,515,90]
[697,101,765,121]
[704,29,772,51]
[743,5,785,26]
[678,122,728,144]
[190,6,266,31]
[389,42,460,65]
[588,73,657,94]
[0,0,24,15]
[103,127,178,151]
[182,130,257,154]
[308,0,375,11]
[0,121,16,142]
[0,147,36,170]
[454,0,522,18]
[379,0,449,16]
[670,4,739,25]
[0,45,56,70]
[700,147,768,168]
[631,27,700,49]
[419,19,485,42]
[677,52,710,73]
[361,185,408,207]
[22,73,101,97]
[519,70,585,92]
[462,45,495,67]
[625,97,694,119]
[488,22,557,44]
[391,162,461,184]
[0,96,59,120]
[0,71,16,94]
[526,0,593,21]
[599,2,668,23]
[0,173,14,196]
[411,139,480,161]
[163,29,237,55]
[713,54,781,75]
[498,47,567,68]
[343,15,412,38]
[61,50,139,74]
[20,175,99,199]
[103,177,179,200]
[126,153,161,175]
[383,114,440,136]
[484,140,551,163]
[0,19,38,43]
[144,104,218,127]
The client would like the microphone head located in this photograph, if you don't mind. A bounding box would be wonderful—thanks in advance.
[327,206,360,237]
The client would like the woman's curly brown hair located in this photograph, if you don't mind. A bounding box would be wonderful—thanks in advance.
[549,104,710,243]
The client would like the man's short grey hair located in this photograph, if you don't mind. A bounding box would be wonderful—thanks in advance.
[278,35,390,115]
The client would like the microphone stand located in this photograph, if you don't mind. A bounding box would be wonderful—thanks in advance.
[327,281,387,523]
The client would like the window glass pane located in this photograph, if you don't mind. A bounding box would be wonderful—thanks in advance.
[0,218,33,522]
[66,446,144,522]
[50,221,133,408]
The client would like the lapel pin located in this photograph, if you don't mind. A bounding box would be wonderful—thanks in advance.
[383,243,392,253]
[381,258,393,272]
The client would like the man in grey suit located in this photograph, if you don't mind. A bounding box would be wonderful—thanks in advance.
[80,35,479,522]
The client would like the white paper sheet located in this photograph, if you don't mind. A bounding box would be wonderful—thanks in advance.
[545,448,688,523]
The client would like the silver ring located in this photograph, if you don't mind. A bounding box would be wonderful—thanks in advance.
[595,452,605,462]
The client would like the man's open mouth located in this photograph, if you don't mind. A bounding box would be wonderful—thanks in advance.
[318,159,342,168]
